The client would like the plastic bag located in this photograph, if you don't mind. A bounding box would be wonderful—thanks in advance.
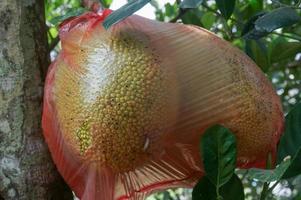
[42,10,284,200]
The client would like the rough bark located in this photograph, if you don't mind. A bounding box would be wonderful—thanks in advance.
[0,1,72,199]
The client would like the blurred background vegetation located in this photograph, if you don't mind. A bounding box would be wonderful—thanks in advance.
[45,0,301,199]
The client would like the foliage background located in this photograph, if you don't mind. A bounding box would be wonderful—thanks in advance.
[45,0,301,199]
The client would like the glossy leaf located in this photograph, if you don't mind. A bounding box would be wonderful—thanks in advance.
[103,0,151,29]
[201,125,237,188]
[49,8,87,26]
[180,0,203,9]
[255,7,301,33]
[277,103,301,178]
[241,12,267,39]
[242,7,301,40]
[192,175,244,200]
[248,157,291,182]
[215,0,236,20]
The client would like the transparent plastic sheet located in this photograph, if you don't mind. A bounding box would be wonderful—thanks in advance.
[42,10,284,200]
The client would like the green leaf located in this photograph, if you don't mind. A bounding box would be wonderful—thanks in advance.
[49,8,87,26]
[180,0,203,9]
[215,0,236,20]
[192,175,244,200]
[201,125,237,188]
[201,12,216,29]
[241,12,267,39]
[255,7,301,33]
[181,10,202,26]
[245,39,270,72]
[242,7,301,39]
[103,0,151,29]
[271,41,301,63]
[248,157,291,182]
[277,103,301,178]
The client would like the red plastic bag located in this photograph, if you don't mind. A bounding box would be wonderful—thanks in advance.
[42,10,284,200]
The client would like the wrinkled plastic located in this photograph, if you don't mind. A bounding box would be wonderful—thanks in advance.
[42,10,284,200]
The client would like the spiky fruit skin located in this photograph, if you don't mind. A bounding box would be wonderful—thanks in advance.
[42,10,284,200]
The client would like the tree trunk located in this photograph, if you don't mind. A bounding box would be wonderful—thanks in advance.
[0,1,72,199]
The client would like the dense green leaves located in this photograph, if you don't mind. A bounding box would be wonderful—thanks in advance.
[180,0,203,9]
[49,7,87,26]
[201,125,237,187]
[192,175,244,200]
[215,0,236,20]
[248,157,291,182]
[243,7,301,39]
[103,0,151,29]
[277,103,301,178]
